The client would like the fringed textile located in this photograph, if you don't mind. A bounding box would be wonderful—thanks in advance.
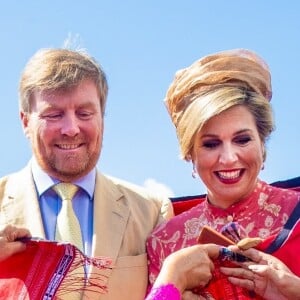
[0,239,112,300]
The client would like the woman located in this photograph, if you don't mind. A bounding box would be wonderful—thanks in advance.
[146,49,300,299]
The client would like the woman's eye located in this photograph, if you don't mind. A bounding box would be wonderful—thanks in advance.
[235,136,251,145]
[202,140,220,149]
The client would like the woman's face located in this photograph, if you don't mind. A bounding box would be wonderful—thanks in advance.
[191,105,264,208]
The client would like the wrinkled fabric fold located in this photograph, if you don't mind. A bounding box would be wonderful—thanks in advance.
[165,49,272,128]
[164,49,272,159]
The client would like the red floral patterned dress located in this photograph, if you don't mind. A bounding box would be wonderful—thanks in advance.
[147,180,300,299]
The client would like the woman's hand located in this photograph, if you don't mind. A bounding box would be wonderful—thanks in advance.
[220,246,300,300]
[154,244,220,294]
[0,225,31,262]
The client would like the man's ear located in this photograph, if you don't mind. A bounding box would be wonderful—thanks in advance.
[20,111,30,138]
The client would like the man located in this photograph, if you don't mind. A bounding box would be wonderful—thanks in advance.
[0,48,173,299]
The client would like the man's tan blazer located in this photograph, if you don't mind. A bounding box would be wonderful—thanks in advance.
[0,164,173,299]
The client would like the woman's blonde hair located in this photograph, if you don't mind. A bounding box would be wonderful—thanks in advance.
[178,86,274,160]
[164,49,273,160]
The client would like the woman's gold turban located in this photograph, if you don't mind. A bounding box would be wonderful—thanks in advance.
[164,49,272,159]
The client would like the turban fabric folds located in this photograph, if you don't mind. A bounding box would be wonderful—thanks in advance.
[164,49,272,159]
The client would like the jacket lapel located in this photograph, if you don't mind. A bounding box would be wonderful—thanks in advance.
[0,165,45,238]
[91,172,130,260]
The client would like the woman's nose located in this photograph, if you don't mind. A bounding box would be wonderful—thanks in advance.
[219,145,238,164]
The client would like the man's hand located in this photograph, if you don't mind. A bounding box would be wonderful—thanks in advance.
[0,225,31,262]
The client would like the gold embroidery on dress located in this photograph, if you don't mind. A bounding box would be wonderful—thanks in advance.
[258,192,281,216]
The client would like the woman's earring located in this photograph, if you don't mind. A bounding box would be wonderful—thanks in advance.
[192,166,198,178]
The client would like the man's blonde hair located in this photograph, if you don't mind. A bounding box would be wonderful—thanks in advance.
[19,48,108,115]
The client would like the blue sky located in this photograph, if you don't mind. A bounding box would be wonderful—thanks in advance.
[1,1,299,197]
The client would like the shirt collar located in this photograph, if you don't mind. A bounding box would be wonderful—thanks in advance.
[31,157,96,199]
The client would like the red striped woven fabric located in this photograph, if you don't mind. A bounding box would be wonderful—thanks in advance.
[0,239,112,299]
